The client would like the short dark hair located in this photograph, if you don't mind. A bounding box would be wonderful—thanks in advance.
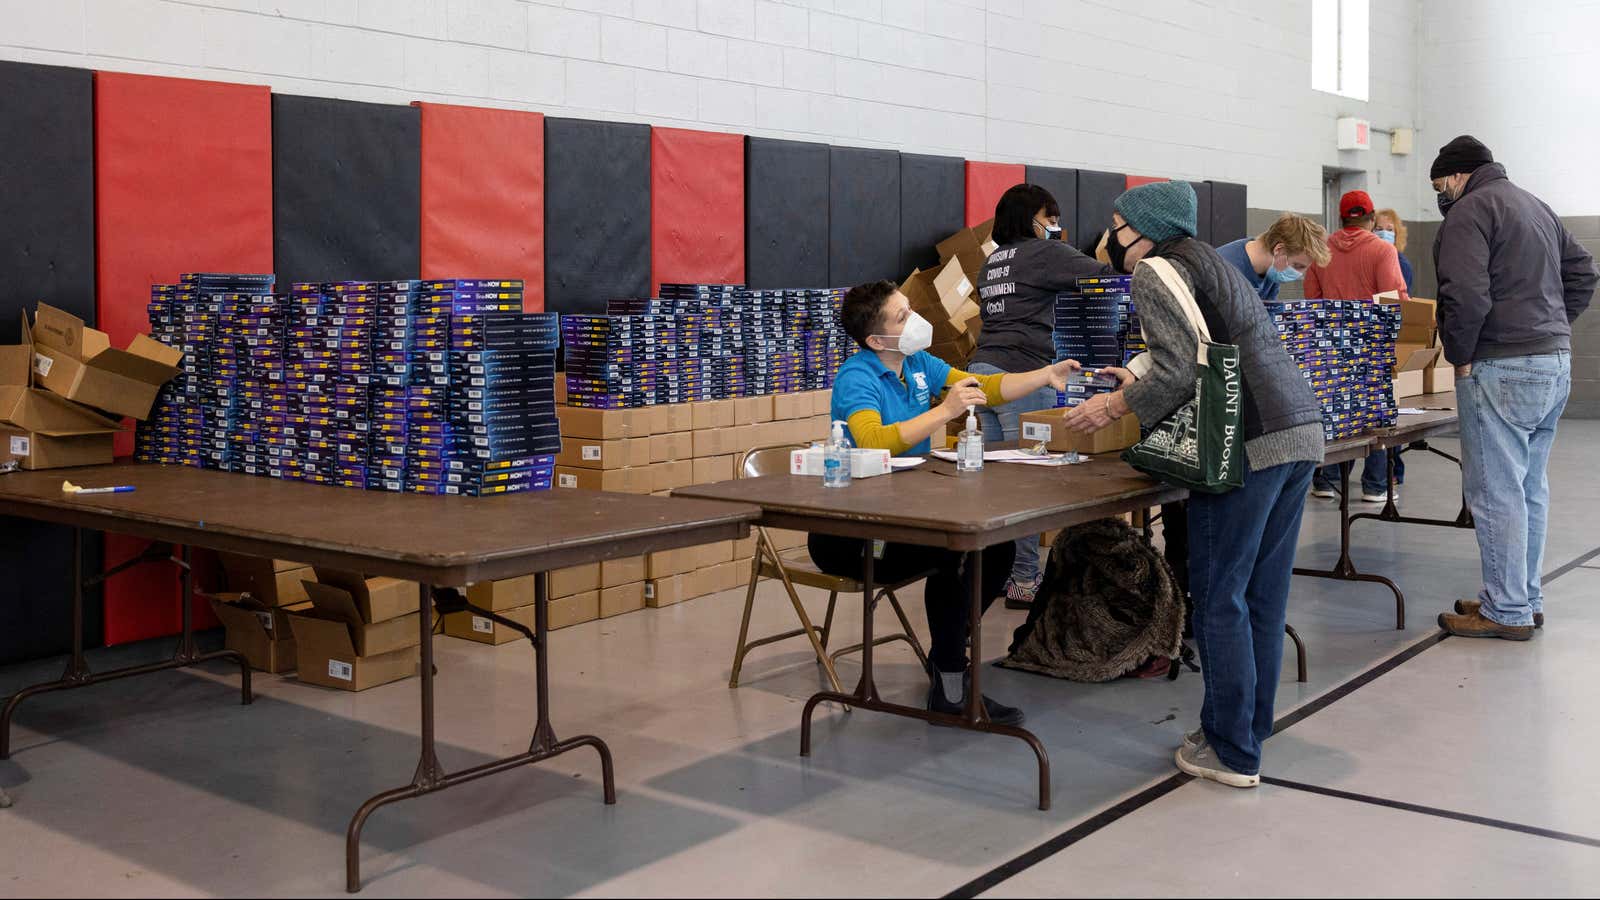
[1342,212,1376,230]
[992,184,1061,246]
[841,280,897,349]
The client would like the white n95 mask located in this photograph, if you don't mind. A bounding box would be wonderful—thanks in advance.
[889,312,934,356]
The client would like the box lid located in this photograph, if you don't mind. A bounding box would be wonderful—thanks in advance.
[34,302,183,384]
[933,257,975,318]
[304,581,367,633]
[1394,343,1441,373]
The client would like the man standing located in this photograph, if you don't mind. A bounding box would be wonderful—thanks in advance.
[1431,135,1597,640]
[1304,190,1410,502]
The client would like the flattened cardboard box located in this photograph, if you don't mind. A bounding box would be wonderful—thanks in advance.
[304,581,421,657]
[310,568,420,623]
[288,611,419,692]
[209,595,312,674]
[600,581,645,618]
[30,303,182,420]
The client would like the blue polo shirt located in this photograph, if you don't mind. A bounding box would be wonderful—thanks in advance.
[830,348,952,456]
[1216,238,1279,301]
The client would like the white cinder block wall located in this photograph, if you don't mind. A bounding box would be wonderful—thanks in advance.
[2,0,1429,220]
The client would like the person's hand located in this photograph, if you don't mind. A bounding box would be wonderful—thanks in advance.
[1044,358,1082,391]
[1062,392,1122,433]
[1095,365,1137,388]
[1455,363,1473,378]
[939,377,988,417]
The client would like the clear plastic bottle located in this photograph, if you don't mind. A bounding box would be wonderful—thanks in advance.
[956,406,984,472]
[823,420,851,488]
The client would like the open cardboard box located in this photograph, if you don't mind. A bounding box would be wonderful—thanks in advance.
[936,219,997,279]
[311,568,420,623]
[1018,408,1142,454]
[1424,348,1456,394]
[1393,342,1441,400]
[30,303,182,421]
[0,343,122,469]
[287,612,418,692]
[302,581,420,657]
[217,553,314,607]
[208,593,311,674]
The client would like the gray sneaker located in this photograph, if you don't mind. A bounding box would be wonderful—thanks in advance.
[1175,741,1259,788]
[1182,727,1205,750]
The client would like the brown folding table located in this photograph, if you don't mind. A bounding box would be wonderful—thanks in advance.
[676,454,1186,812]
[0,462,757,892]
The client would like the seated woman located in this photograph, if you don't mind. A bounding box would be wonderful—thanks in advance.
[812,280,1078,725]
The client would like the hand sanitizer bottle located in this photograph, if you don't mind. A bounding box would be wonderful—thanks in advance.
[823,420,851,488]
[956,407,984,472]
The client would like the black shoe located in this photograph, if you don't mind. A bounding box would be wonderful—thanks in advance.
[926,666,1026,727]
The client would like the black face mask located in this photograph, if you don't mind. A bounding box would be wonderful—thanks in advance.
[1436,191,1456,216]
[1106,225,1133,273]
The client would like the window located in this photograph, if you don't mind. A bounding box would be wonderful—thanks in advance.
[1312,0,1369,101]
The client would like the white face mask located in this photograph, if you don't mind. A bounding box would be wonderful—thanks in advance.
[874,312,934,357]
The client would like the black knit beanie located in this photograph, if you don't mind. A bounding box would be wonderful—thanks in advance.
[1430,135,1493,179]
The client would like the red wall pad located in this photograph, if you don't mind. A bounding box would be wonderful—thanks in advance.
[651,128,744,295]
[95,71,273,645]
[418,102,545,311]
[964,161,1026,227]
[1125,175,1169,189]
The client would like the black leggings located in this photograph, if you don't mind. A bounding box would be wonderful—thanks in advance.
[807,533,1015,672]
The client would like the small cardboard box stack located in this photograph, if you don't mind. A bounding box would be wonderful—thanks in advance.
[210,553,318,674]
[902,258,982,369]
[1379,294,1444,400]
[217,552,315,607]
[554,406,655,493]
[288,569,422,691]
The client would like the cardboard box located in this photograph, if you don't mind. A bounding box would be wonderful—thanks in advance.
[554,436,651,470]
[549,564,602,599]
[651,459,695,492]
[651,402,694,434]
[749,394,775,423]
[600,581,645,618]
[1393,343,1441,402]
[553,590,601,630]
[1018,408,1142,455]
[209,595,311,674]
[811,390,833,417]
[1394,370,1426,401]
[444,603,533,645]
[706,560,747,594]
[733,535,757,560]
[731,396,761,425]
[692,454,735,484]
[771,391,809,421]
[554,377,567,405]
[310,569,420,623]
[650,430,695,463]
[936,219,997,278]
[303,582,420,656]
[555,465,652,494]
[644,574,688,608]
[0,344,121,469]
[728,424,759,456]
[602,554,647,588]
[928,331,978,369]
[690,399,735,431]
[1424,352,1456,395]
[683,565,722,601]
[558,405,646,440]
[465,574,538,612]
[693,428,734,458]
[0,424,114,470]
[932,256,976,321]
[219,553,314,608]
[29,303,182,420]
[288,612,418,692]
[647,540,734,579]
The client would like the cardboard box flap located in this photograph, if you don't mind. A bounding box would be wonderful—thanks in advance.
[212,598,273,637]
[287,610,358,657]
[0,345,30,387]
[303,581,366,634]
[898,269,949,321]
[933,257,974,318]
[90,335,184,384]
[0,385,124,435]
[32,303,100,357]
[1395,343,1441,373]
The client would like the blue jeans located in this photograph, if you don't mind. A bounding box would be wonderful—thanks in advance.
[969,362,1058,586]
[1312,448,1398,495]
[1189,460,1315,776]
[1456,353,1570,627]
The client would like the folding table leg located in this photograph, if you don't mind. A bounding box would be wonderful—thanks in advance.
[1292,460,1406,630]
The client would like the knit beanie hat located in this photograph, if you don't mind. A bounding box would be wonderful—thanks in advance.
[1430,135,1493,179]
[1114,181,1198,243]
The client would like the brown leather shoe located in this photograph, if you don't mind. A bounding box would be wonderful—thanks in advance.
[1438,610,1534,641]
[1453,599,1543,629]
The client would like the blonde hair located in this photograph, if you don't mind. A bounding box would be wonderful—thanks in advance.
[1375,208,1408,252]
[1259,213,1332,267]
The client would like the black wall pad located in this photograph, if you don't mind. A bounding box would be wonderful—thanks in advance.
[746,137,829,289]
[0,60,95,342]
[899,153,964,274]
[273,94,420,287]
[0,61,101,665]
[1210,181,1249,245]
[545,117,650,312]
[1074,170,1126,251]
[1188,181,1214,245]
[829,147,901,287]
[1024,165,1079,244]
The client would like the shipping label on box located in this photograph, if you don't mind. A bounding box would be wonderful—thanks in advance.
[1018,409,1141,455]
[288,613,418,692]
[645,574,687,608]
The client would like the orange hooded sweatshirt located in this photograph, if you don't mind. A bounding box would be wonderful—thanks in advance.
[1303,227,1410,302]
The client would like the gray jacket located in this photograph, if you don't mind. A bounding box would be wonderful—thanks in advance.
[974,239,1114,372]
[1434,163,1597,364]
[1123,238,1325,473]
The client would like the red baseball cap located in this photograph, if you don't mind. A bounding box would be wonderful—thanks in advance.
[1339,190,1374,218]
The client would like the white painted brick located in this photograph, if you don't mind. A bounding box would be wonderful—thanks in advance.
[698,0,755,39]
[832,0,881,22]
[807,11,857,56]
[881,0,923,30]
[754,0,809,48]
[565,58,635,112]
[264,0,358,25]
[566,0,631,16]
[634,0,696,28]
[356,0,446,38]
[201,8,314,77]
[809,92,860,138]
[854,21,905,64]
[666,28,727,78]
[725,37,783,87]
[445,0,527,50]
[697,78,756,126]
[923,0,975,40]
[635,70,700,119]
[187,0,259,11]
[403,36,489,96]
[487,47,565,105]
[755,84,809,131]
[86,0,207,66]
[781,46,834,92]
[601,16,667,69]
[0,0,86,52]
[308,22,406,86]
[528,5,601,60]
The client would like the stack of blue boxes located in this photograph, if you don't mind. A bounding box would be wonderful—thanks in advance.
[1267,300,1401,440]
[1051,274,1135,407]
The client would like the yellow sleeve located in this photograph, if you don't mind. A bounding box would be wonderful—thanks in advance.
[846,409,911,456]
[947,368,1007,407]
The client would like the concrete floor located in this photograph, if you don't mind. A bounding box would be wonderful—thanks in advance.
[1,422,1597,897]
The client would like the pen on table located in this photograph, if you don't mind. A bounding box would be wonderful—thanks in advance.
[62,480,136,495]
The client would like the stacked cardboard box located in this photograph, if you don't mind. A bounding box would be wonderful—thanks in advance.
[207,553,318,674]
[1267,300,1403,439]
[1378,294,1453,396]
[288,569,422,691]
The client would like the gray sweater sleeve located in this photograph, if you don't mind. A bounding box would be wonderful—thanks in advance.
[1122,263,1198,426]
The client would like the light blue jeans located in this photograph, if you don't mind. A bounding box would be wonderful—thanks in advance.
[1456,352,1570,627]
[968,362,1059,586]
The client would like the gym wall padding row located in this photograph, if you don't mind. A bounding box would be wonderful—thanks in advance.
[544,118,652,314]
[1024,165,1079,243]
[1210,182,1250,244]
[0,60,104,665]
[746,137,830,290]
[899,153,965,274]
[829,146,901,287]
[651,128,745,296]
[965,161,1026,228]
